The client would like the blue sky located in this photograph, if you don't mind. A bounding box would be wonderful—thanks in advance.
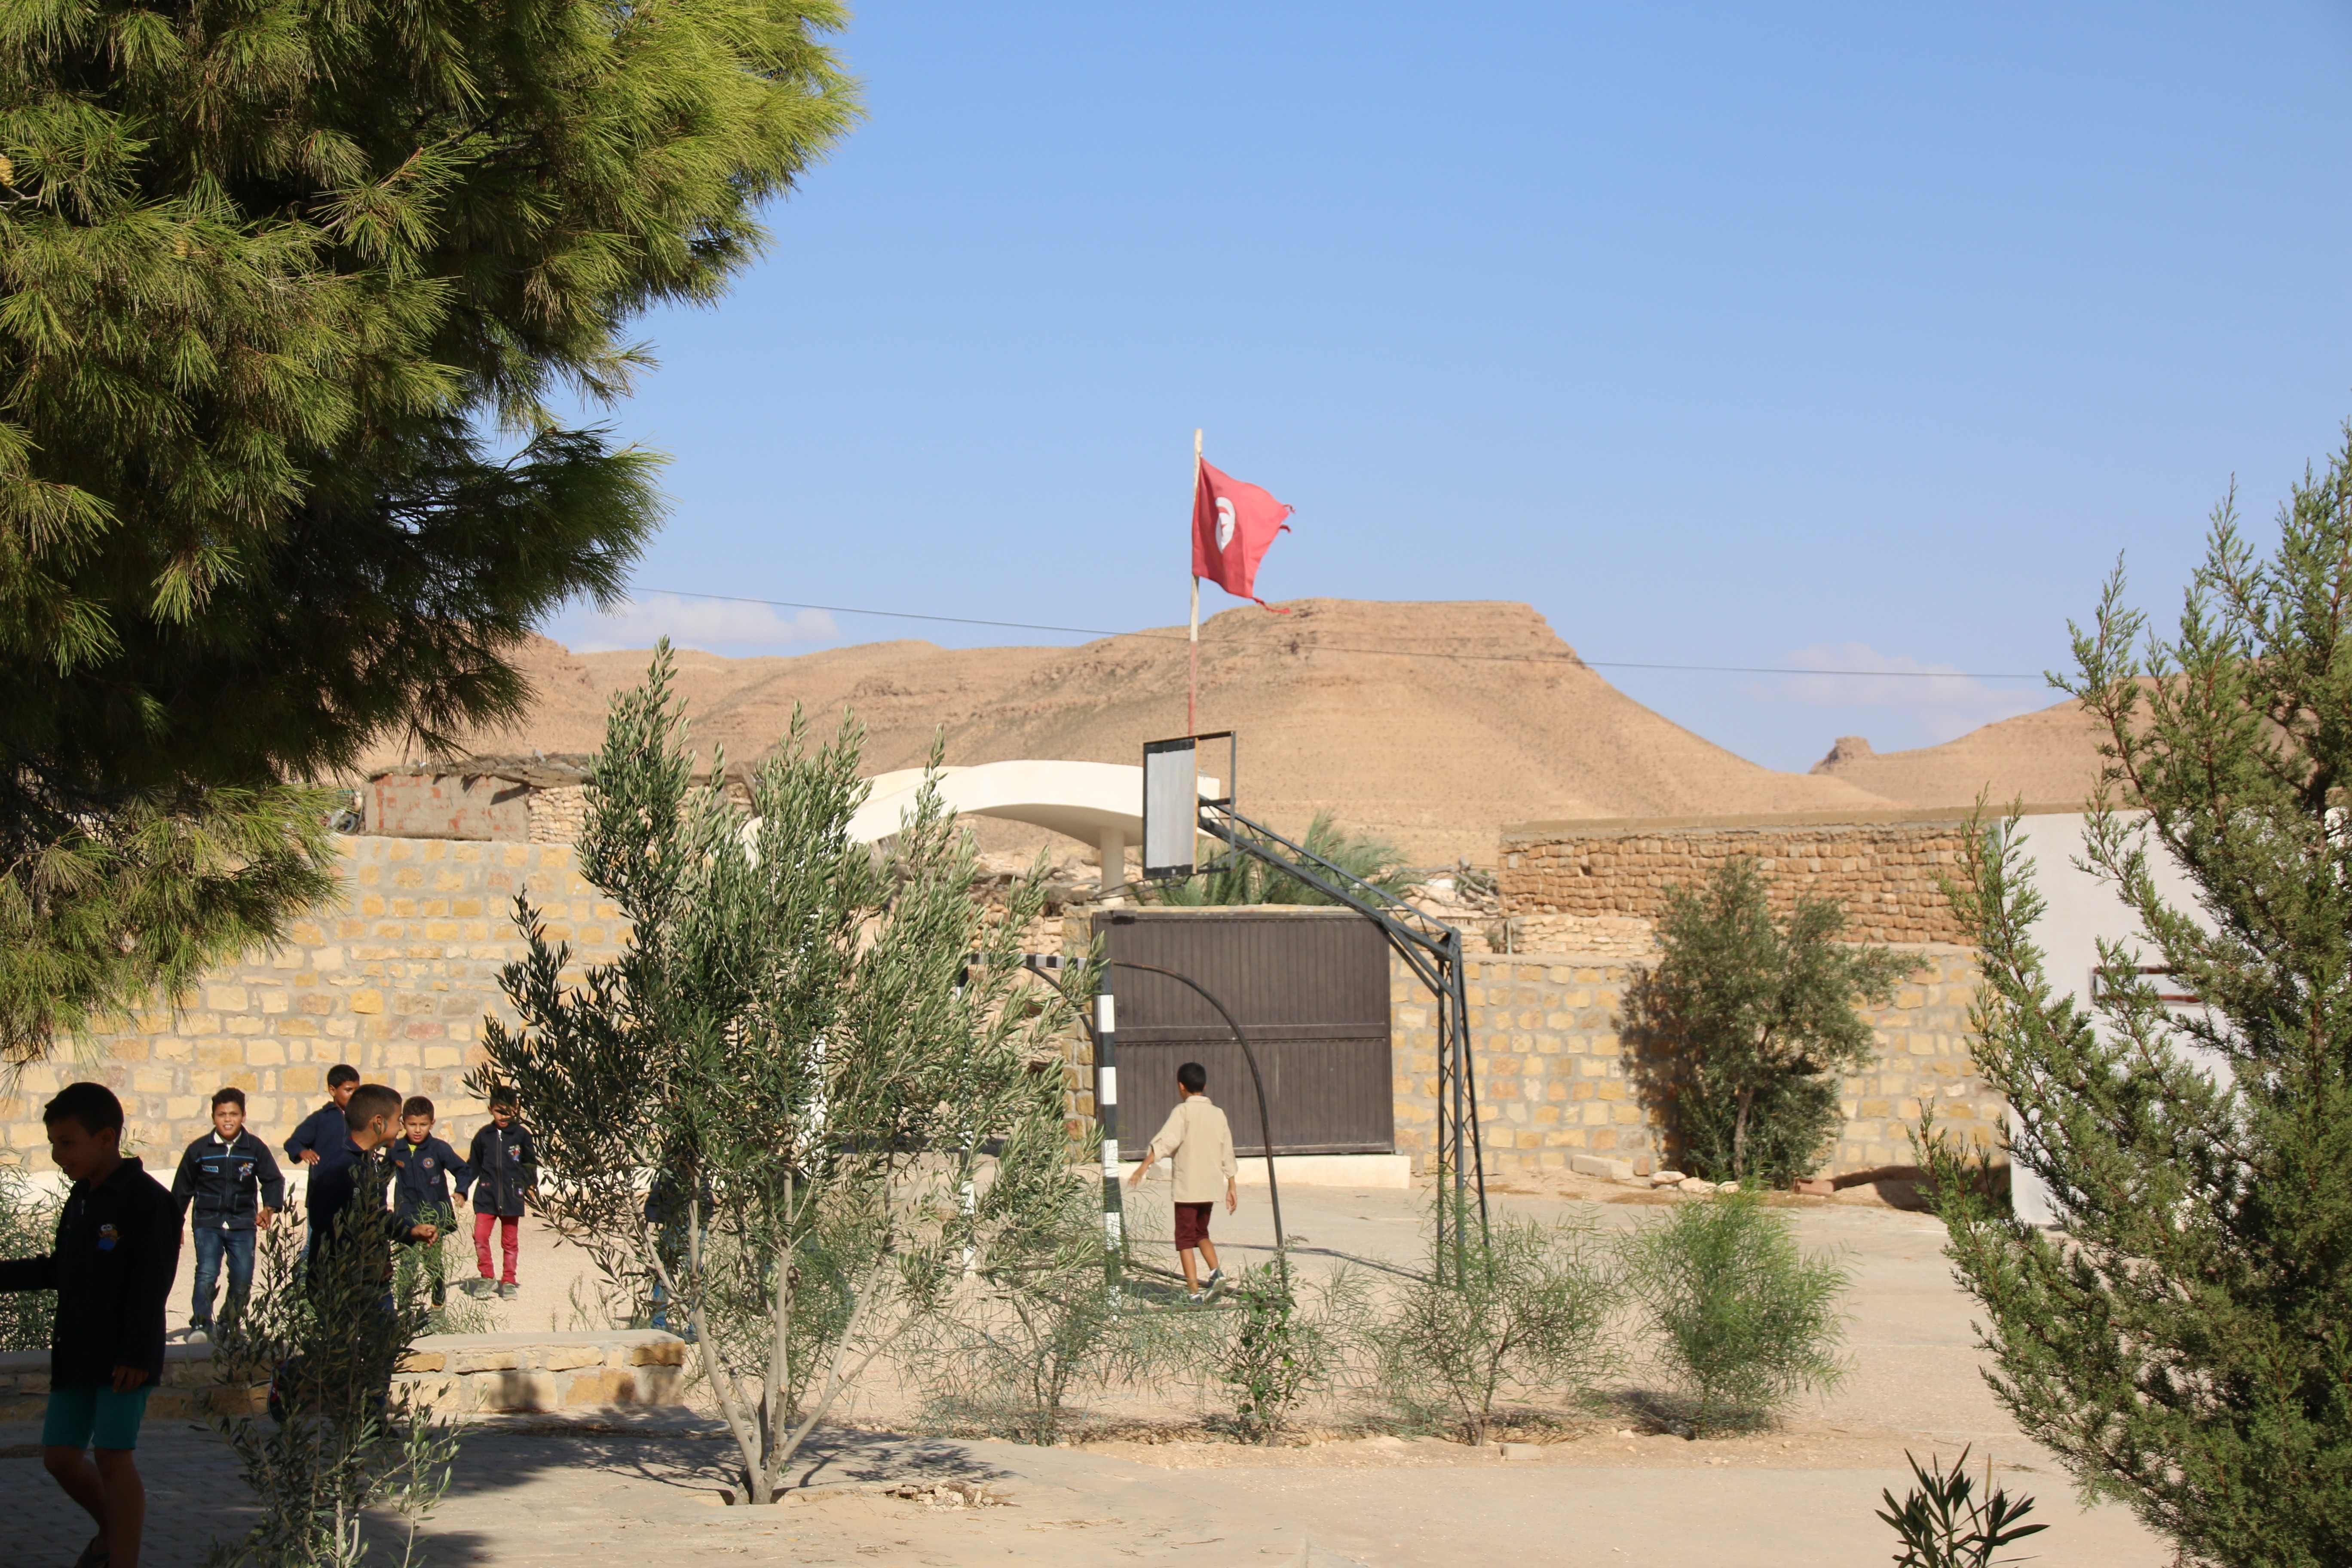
[545,1,2352,772]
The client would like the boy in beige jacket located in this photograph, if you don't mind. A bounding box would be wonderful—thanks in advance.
[1128,1061,1238,1300]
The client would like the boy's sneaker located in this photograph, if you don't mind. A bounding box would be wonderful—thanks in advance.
[1186,1290,1207,1305]
[1204,1268,1225,1295]
[497,1281,518,1300]
[465,1278,494,1299]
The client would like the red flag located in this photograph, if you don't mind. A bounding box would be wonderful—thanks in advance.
[1191,460,1294,609]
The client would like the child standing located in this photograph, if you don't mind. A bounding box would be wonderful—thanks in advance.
[386,1097,469,1308]
[0,1082,180,1568]
[283,1064,361,1173]
[1127,1061,1239,1302]
[459,1091,536,1301]
[169,1087,285,1338]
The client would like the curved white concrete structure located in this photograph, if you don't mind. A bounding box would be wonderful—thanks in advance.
[847,760,1219,893]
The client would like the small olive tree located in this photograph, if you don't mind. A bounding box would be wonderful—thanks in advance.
[1621,1191,1849,1434]
[1628,859,1916,1185]
[1370,1202,1614,1444]
[477,644,1076,1503]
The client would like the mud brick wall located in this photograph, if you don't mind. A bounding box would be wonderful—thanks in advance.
[1498,810,1974,946]
[0,837,625,1171]
[1389,944,1999,1179]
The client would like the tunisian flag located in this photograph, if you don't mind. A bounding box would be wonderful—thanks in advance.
[1191,461,1294,608]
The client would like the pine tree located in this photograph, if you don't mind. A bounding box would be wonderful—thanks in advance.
[1926,433,2352,1567]
[1630,858,1915,1186]
[0,2,859,1057]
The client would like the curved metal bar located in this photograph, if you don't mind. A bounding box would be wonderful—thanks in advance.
[1109,959,1287,1289]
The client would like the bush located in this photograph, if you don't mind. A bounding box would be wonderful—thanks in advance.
[1219,1265,1359,1443]
[1626,858,1914,1186]
[204,1188,459,1567]
[1878,1448,2046,1568]
[914,1169,1176,1446]
[1622,1191,1848,1433]
[1370,1206,1613,1445]
[1153,813,1420,906]
[0,1166,58,1352]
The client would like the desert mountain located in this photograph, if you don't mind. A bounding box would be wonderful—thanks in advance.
[1807,697,2105,810]
[376,600,1911,864]
[374,600,2106,863]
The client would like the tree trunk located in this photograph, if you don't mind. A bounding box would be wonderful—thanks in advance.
[1732,1084,1754,1182]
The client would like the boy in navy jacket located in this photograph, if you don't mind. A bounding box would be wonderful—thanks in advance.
[386,1096,467,1307]
[169,1086,285,1336]
[0,1082,179,1568]
[283,1063,360,1173]
[459,1090,536,1300]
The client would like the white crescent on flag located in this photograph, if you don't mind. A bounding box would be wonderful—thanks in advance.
[1215,497,1236,551]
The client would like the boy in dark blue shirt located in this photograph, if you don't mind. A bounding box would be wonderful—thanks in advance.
[0,1082,179,1568]
[169,1086,285,1338]
[386,1096,468,1307]
[283,1063,360,1173]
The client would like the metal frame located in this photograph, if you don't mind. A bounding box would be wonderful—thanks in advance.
[1187,798,1489,1281]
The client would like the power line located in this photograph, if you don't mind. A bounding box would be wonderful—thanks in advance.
[636,588,2046,681]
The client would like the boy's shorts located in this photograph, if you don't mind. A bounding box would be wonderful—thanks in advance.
[43,1383,153,1451]
[1173,1201,1213,1251]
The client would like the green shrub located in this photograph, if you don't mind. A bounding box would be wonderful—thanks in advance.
[1370,1207,1613,1445]
[1878,1448,2046,1568]
[0,1166,58,1352]
[1219,1265,1359,1443]
[1626,858,1915,1186]
[1622,1191,1848,1433]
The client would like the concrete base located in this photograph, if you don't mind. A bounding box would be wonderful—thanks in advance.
[1229,1154,1412,1190]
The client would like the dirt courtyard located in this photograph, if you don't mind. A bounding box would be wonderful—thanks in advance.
[10,1176,2167,1567]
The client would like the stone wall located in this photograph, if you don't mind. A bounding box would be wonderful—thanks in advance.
[1389,943,1998,1179]
[1498,808,1977,946]
[0,836,624,1170]
[0,1330,686,1422]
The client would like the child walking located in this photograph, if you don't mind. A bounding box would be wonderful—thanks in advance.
[387,1097,469,1308]
[169,1087,284,1339]
[0,1083,180,1568]
[459,1090,536,1300]
[1128,1061,1238,1302]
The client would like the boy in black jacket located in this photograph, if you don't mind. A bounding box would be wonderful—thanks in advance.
[386,1096,468,1306]
[305,1084,441,1283]
[0,1081,179,1568]
[282,1063,360,1173]
[459,1090,536,1300]
[170,1086,285,1338]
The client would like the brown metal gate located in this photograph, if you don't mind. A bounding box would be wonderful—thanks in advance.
[1094,907,1394,1157]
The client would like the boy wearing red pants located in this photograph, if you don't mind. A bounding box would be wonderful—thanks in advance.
[458,1090,536,1301]
[1127,1061,1238,1302]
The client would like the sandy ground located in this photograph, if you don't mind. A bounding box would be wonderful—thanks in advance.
[16,1175,2174,1566]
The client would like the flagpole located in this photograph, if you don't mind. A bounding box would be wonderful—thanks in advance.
[1188,428,1203,736]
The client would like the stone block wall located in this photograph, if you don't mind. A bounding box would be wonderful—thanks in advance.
[0,836,625,1170]
[1389,943,2000,1179]
[1498,808,1975,946]
[0,1331,687,1422]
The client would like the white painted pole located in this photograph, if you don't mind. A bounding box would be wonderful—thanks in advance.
[1188,428,1203,736]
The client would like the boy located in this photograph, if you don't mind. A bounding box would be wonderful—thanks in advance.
[284,1064,361,1172]
[169,1087,285,1338]
[1127,1062,1238,1302]
[0,1082,180,1568]
[460,1090,536,1300]
[386,1097,468,1307]
[306,1084,441,1280]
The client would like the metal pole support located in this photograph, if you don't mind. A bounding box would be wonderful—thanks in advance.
[1095,986,1124,1292]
